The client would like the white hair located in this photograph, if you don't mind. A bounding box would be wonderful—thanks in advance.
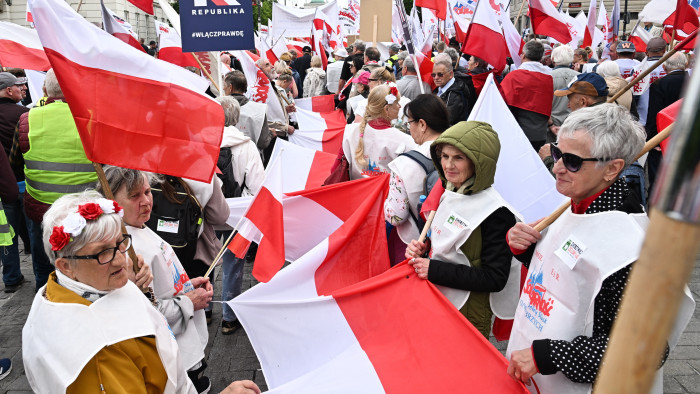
[216,96,241,127]
[95,165,159,198]
[664,52,688,72]
[551,45,574,66]
[596,60,621,78]
[558,103,645,170]
[42,191,123,262]
[44,69,63,98]
[433,53,453,71]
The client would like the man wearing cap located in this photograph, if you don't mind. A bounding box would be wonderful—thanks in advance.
[614,41,640,79]
[635,37,667,127]
[326,47,348,94]
[554,72,609,111]
[292,46,312,85]
[386,44,401,74]
[0,73,29,157]
[397,56,431,100]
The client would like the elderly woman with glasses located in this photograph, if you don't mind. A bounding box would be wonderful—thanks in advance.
[96,166,214,392]
[504,104,662,392]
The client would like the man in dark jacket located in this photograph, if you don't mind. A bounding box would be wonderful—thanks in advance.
[0,73,29,156]
[645,51,689,193]
[292,46,313,85]
[432,54,476,126]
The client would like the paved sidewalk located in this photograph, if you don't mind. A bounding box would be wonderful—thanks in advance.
[1,243,700,393]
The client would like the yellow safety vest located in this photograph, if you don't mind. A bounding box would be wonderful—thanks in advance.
[0,199,14,246]
[24,101,97,204]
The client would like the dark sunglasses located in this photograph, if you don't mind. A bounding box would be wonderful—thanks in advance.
[550,144,609,172]
[431,72,447,78]
[61,235,132,265]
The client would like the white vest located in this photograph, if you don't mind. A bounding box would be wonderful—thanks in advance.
[615,58,640,79]
[22,281,191,394]
[237,101,266,145]
[267,86,288,125]
[387,141,433,244]
[342,122,416,180]
[429,187,523,318]
[506,210,695,394]
[127,225,209,371]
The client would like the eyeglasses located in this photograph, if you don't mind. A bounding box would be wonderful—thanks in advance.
[550,144,609,172]
[62,235,132,265]
[431,72,447,78]
[368,78,378,82]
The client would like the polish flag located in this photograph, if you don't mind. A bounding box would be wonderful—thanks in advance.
[0,21,50,71]
[28,0,224,183]
[154,20,199,69]
[529,0,573,44]
[453,16,470,43]
[294,94,336,113]
[127,0,153,15]
[259,39,279,65]
[417,0,447,19]
[629,26,651,52]
[501,61,554,117]
[101,1,146,53]
[312,8,329,69]
[26,1,33,24]
[232,49,286,121]
[290,107,346,153]
[228,154,285,282]
[462,0,507,72]
[267,139,337,193]
[501,12,524,68]
[640,0,700,35]
[227,176,528,393]
[270,37,289,64]
[582,0,604,49]
[287,40,308,56]
[415,25,437,89]
[598,2,615,58]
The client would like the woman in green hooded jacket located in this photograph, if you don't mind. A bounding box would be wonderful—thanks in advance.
[406,120,518,337]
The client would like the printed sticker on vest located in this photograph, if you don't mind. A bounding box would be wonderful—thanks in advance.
[554,235,587,270]
[520,265,555,332]
[157,219,179,234]
[444,211,470,234]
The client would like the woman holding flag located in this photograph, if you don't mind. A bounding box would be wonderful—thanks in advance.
[406,121,519,338]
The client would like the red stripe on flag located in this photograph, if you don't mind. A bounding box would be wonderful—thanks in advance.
[319,109,347,129]
[158,47,200,69]
[126,0,153,15]
[228,233,252,258]
[304,150,337,190]
[113,33,147,53]
[0,39,50,71]
[45,48,223,183]
[247,187,285,282]
[462,23,507,72]
[529,7,572,44]
[311,95,336,112]
[333,263,529,393]
[320,126,344,154]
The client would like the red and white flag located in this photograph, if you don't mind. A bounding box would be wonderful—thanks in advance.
[267,139,336,194]
[312,8,329,69]
[501,61,554,117]
[126,0,153,15]
[101,1,146,53]
[227,175,529,393]
[26,1,34,24]
[629,26,652,52]
[640,0,700,35]
[228,153,285,282]
[462,0,507,72]
[417,0,448,19]
[28,0,223,183]
[258,38,279,65]
[270,37,289,64]
[501,12,525,68]
[582,0,603,49]
[598,2,614,58]
[290,107,346,153]
[0,21,50,71]
[232,50,283,114]
[529,0,573,44]
[294,94,336,113]
[415,25,437,89]
[154,20,199,69]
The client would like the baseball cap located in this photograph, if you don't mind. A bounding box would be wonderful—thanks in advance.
[616,41,636,53]
[389,43,401,52]
[554,73,609,97]
[333,47,348,58]
[351,71,370,85]
[0,72,27,90]
[302,45,312,53]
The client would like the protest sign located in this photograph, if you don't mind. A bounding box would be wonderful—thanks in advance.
[179,0,254,52]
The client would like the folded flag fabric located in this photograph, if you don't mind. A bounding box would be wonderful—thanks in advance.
[267,139,336,192]
[529,0,573,44]
[0,21,50,71]
[290,107,346,153]
[29,0,224,183]
[101,0,146,53]
[294,94,336,113]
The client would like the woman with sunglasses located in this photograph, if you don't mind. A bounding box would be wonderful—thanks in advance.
[384,94,449,264]
[405,121,519,338]
[505,104,661,392]
[97,166,214,393]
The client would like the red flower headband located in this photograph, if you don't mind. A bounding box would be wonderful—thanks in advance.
[50,198,123,252]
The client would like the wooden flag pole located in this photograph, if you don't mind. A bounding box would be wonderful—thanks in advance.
[191,53,220,92]
[533,122,674,232]
[418,211,436,243]
[514,0,528,29]
[372,15,378,48]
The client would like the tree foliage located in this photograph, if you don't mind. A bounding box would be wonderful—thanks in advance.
[253,0,274,31]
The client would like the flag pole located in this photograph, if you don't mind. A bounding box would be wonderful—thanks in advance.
[514,0,528,29]
[627,18,641,40]
[533,122,674,232]
[607,29,697,104]
[418,211,436,242]
[190,53,220,92]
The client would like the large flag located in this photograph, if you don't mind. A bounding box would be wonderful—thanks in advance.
[28,0,224,183]
[462,0,507,71]
[311,8,329,70]
[271,2,339,39]
[0,21,50,71]
[469,74,566,223]
[101,1,146,53]
[228,153,285,282]
[640,0,700,35]
[227,178,529,393]
[233,49,286,122]
[529,0,572,44]
[294,94,336,113]
[290,107,346,153]
[598,2,614,58]
[417,0,448,19]
[154,20,199,69]
[561,10,585,47]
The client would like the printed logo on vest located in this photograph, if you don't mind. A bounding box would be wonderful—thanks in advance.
[444,211,469,233]
[519,267,554,332]
[554,235,587,269]
[361,159,388,177]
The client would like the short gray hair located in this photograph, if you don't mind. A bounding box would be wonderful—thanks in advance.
[403,56,416,73]
[44,69,63,98]
[397,51,408,61]
[95,165,158,197]
[523,40,545,62]
[433,53,453,71]
[354,40,366,52]
[216,96,241,127]
[664,52,688,72]
[551,45,574,66]
[558,103,645,170]
[596,60,621,78]
[444,48,460,65]
[42,191,123,262]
